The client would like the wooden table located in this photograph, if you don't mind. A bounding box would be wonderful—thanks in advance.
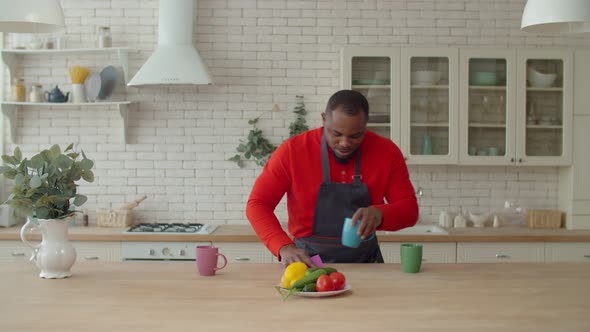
[1,262,589,332]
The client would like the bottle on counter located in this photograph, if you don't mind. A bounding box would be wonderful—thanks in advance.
[97,26,112,48]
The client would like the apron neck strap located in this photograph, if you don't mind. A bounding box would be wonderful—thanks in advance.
[321,130,362,184]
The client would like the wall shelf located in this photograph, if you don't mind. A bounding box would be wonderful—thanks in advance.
[1,47,130,82]
[0,101,135,144]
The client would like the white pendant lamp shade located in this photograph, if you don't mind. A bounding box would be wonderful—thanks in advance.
[521,0,590,34]
[0,0,65,33]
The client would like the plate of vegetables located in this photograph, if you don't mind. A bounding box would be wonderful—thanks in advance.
[275,263,350,301]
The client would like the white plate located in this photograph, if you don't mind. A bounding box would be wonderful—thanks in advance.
[278,284,352,298]
[84,72,102,102]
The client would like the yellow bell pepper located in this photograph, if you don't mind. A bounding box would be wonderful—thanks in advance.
[280,262,307,289]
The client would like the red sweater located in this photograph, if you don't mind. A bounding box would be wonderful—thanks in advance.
[246,128,418,258]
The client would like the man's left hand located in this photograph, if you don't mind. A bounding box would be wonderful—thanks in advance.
[351,207,383,240]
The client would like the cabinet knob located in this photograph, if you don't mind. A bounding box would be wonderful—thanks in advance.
[84,256,99,260]
[511,158,515,163]
[149,249,156,256]
[495,254,510,259]
[404,156,408,161]
[235,257,250,261]
[11,252,26,257]
[518,158,523,163]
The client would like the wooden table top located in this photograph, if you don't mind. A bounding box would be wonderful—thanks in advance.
[1,261,589,332]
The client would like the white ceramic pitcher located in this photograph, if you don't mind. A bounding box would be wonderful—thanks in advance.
[20,216,77,279]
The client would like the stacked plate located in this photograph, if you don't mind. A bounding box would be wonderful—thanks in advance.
[83,65,119,102]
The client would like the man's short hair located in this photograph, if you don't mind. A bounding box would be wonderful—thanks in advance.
[325,90,369,117]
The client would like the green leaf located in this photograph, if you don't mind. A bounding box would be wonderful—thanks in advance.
[25,188,37,197]
[65,143,74,152]
[14,173,25,186]
[0,165,14,174]
[73,194,87,206]
[81,170,94,183]
[55,154,73,169]
[29,154,45,169]
[14,147,22,162]
[1,155,18,165]
[80,158,94,170]
[35,207,49,219]
[49,144,61,158]
[30,175,42,188]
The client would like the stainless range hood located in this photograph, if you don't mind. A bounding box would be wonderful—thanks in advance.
[128,0,212,86]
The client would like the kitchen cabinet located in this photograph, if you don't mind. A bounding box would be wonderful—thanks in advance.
[0,48,135,144]
[341,47,401,144]
[0,240,121,263]
[212,242,276,263]
[341,47,458,165]
[459,48,572,166]
[457,242,544,263]
[341,46,573,166]
[379,242,457,263]
[544,243,590,262]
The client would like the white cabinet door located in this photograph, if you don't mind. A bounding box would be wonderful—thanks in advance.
[380,242,456,263]
[457,242,544,263]
[545,243,590,262]
[459,49,517,165]
[0,240,30,264]
[341,47,401,144]
[213,243,275,264]
[73,241,121,262]
[516,49,573,166]
[401,48,459,165]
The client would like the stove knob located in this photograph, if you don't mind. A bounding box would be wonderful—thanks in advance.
[179,249,186,256]
[162,247,171,256]
[149,249,156,256]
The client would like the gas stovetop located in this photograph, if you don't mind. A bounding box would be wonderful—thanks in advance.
[125,223,218,235]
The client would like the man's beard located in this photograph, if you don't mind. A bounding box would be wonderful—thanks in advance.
[331,148,355,164]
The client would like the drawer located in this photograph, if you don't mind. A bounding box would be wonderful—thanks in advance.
[0,240,30,263]
[213,243,274,263]
[380,242,457,263]
[545,243,590,262]
[457,242,544,263]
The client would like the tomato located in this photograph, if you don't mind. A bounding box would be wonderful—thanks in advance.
[316,274,335,292]
[329,272,346,291]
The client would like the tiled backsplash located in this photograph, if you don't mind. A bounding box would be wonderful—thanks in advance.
[1,0,588,226]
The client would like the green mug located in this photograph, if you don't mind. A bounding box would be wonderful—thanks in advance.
[400,243,423,273]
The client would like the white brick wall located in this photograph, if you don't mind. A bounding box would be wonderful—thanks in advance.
[2,0,589,226]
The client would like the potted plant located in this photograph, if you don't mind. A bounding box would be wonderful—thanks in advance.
[0,144,95,278]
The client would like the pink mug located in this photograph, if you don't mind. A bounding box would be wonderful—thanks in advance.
[196,245,227,276]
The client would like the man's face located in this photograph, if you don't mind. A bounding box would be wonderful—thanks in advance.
[322,106,367,160]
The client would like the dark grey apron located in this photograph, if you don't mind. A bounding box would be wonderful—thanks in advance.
[294,133,384,263]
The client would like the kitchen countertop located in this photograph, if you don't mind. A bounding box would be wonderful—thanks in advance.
[1,224,590,242]
[1,261,588,331]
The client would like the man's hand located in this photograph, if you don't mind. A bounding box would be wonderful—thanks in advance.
[278,244,315,267]
[352,206,383,240]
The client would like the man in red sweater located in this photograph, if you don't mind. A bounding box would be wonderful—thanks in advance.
[246,90,418,265]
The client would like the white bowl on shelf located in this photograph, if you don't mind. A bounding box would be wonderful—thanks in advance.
[411,70,441,85]
[528,68,557,88]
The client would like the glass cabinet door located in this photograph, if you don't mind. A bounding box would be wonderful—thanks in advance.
[341,48,401,144]
[401,48,458,164]
[517,49,572,166]
[459,50,516,165]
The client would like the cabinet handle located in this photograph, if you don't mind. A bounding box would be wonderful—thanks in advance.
[84,256,99,260]
[584,255,590,258]
[235,257,250,261]
[11,252,26,257]
[495,254,510,259]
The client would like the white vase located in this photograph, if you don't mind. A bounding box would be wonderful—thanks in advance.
[71,83,87,103]
[20,216,77,279]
